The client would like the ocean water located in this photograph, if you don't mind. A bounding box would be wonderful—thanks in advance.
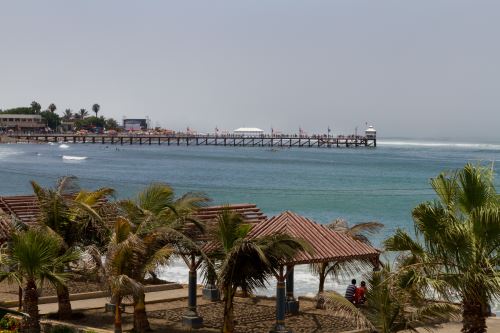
[0,140,499,312]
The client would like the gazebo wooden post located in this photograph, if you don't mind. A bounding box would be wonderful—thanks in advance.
[285,265,299,314]
[202,259,220,301]
[270,265,291,333]
[181,253,203,328]
[371,256,381,271]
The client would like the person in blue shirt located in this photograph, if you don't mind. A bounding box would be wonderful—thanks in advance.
[344,279,357,303]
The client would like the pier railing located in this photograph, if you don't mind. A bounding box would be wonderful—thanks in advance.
[8,133,376,148]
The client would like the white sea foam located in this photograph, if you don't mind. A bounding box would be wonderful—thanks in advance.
[158,258,351,297]
[378,140,500,150]
[59,144,70,149]
[0,147,22,160]
[157,258,500,315]
[62,155,87,160]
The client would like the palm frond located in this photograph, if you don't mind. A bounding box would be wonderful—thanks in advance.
[109,274,143,299]
[143,245,175,273]
[136,183,175,215]
[384,229,425,255]
[56,175,80,195]
[410,302,461,325]
[323,291,375,330]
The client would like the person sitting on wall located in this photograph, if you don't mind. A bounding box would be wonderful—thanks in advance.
[344,279,357,303]
[354,281,368,305]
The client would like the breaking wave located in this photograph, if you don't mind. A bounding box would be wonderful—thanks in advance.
[62,155,88,161]
[378,140,500,150]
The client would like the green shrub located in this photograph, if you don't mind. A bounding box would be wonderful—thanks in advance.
[0,316,20,332]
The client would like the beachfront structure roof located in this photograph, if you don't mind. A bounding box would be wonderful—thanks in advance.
[248,211,380,265]
[0,194,266,242]
[0,195,40,225]
[0,114,43,120]
[194,204,266,225]
[233,127,264,134]
[0,195,264,225]
[365,126,376,133]
[0,215,12,244]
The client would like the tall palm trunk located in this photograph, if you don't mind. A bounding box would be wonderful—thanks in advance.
[56,283,72,319]
[18,286,23,311]
[223,286,236,333]
[316,263,327,309]
[114,295,123,333]
[133,292,150,333]
[462,299,486,333]
[22,279,40,333]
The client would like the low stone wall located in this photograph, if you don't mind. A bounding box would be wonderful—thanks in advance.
[2,282,182,308]
[41,320,112,333]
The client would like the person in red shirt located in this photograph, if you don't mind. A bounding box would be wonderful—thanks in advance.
[354,281,367,305]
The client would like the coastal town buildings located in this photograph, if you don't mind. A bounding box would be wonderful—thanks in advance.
[0,114,47,133]
[123,118,149,131]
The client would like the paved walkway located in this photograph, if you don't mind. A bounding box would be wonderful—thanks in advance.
[11,286,201,315]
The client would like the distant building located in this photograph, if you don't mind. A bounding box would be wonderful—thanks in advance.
[365,126,376,139]
[123,118,148,131]
[0,114,46,132]
[233,127,264,136]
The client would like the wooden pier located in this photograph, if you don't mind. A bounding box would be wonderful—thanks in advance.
[9,134,376,148]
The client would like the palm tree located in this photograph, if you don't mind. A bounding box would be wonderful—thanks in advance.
[104,218,144,333]
[384,163,500,333]
[311,219,383,308]
[213,210,308,333]
[118,183,209,333]
[30,101,41,114]
[48,103,57,113]
[323,263,459,333]
[62,109,73,121]
[31,176,115,319]
[92,104,100,118]
[0,229,80,333]
[79,109,89,119]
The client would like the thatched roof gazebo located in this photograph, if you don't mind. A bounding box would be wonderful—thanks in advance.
[0,195,381,332]
[175,204,267,328]
[247,211,380,333]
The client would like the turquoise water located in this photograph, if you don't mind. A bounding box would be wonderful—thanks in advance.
[1,140,499,310]
[2,140,499,244]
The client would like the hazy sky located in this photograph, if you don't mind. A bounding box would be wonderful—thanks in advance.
[1,1,499,139]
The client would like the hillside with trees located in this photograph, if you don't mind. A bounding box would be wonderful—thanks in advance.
[0,101,119,132]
